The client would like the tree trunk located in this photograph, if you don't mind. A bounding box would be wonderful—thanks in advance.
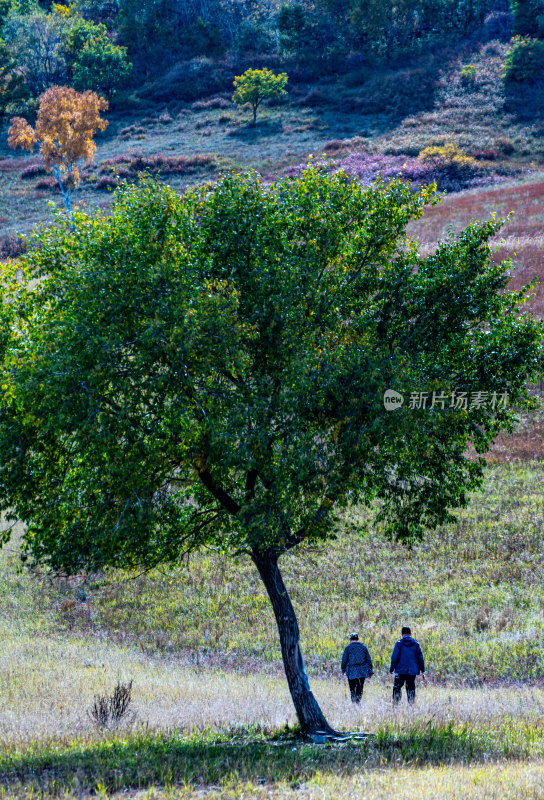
[252,547,338,735]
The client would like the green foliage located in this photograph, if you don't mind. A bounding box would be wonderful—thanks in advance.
[115,0,230,74]
[3,6,67,94]
[278,3,306,55]
[232,67,287,122]
[448,0,494,36]
[277,3,340,65]
[0,36,27,119]
[234,19,274,57]
[0,0,13,31]
[187,16,226,57]
[64,18,131,99]
[512,0,544,38]
[1,4,130,99]
[64,17,109,64]
[0,169,542,578]
[318,0,495,59]
[72,37,131,99]
[503,35,544,84]
[460,63,476,87]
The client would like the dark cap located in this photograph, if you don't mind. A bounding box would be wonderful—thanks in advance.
[349,632,359,640]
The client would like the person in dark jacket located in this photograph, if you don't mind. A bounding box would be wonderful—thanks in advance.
[341,632,373,703]
[389,626,426,704]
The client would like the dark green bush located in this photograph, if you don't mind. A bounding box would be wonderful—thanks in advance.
[511,0,544,38]
[503,35,544,84]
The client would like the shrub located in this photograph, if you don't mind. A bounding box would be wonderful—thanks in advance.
[158,112,173,124]
[503,36,544,85]
[284,151,491,194]
[299,88,329,107]
[475,607,490,632]
[97,152,217,178]
[34,177,58,191]
[88,680,134,730]
[0,234,27,258]
[323,139,346,152]
[471,148,499,160]
[20,163,47,179]
[95,175,118,190]
[512,0,544,37]
[356,66,438,117]
[60,597,77,613]
[139,59,232,103]
[0,157,34,173]
[497,607,513,631]
[235,19,275,56]
[460,64,477,87]
[192,96,230,110]
[418,143,480,182]
[493,136,515,154]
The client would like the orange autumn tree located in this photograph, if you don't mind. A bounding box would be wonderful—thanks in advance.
[8,86,108,218]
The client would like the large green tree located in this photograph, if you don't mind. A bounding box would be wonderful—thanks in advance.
[0,170,542,734]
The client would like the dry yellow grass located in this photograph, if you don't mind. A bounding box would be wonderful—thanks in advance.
[2,619,544,749]
[1,473,544,797]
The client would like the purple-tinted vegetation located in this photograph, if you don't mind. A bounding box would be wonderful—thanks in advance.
[283,152,506,193]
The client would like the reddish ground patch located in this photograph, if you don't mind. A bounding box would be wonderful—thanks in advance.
[412,176,544,462]
[410,175,544,319]
[484,422,544,463]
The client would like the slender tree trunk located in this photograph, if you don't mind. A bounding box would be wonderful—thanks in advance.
[252,547,338,735]
[252,104,257,124]
[55,164,73,224]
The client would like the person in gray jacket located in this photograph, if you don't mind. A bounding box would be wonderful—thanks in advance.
[341,632,373,703]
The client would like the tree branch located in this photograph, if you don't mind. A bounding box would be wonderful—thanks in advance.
[195,466,241,515]
[245,468,258,501]
[280,501,332,553]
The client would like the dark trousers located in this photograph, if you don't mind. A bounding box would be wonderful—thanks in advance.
[393,674,416,704]
[348,677,365,703]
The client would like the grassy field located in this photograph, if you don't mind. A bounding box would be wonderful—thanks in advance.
[47,460,544,682]
[0,461,543,796]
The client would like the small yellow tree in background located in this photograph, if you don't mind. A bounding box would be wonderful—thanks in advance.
[233,68,288,124]
[8,86,108,218]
